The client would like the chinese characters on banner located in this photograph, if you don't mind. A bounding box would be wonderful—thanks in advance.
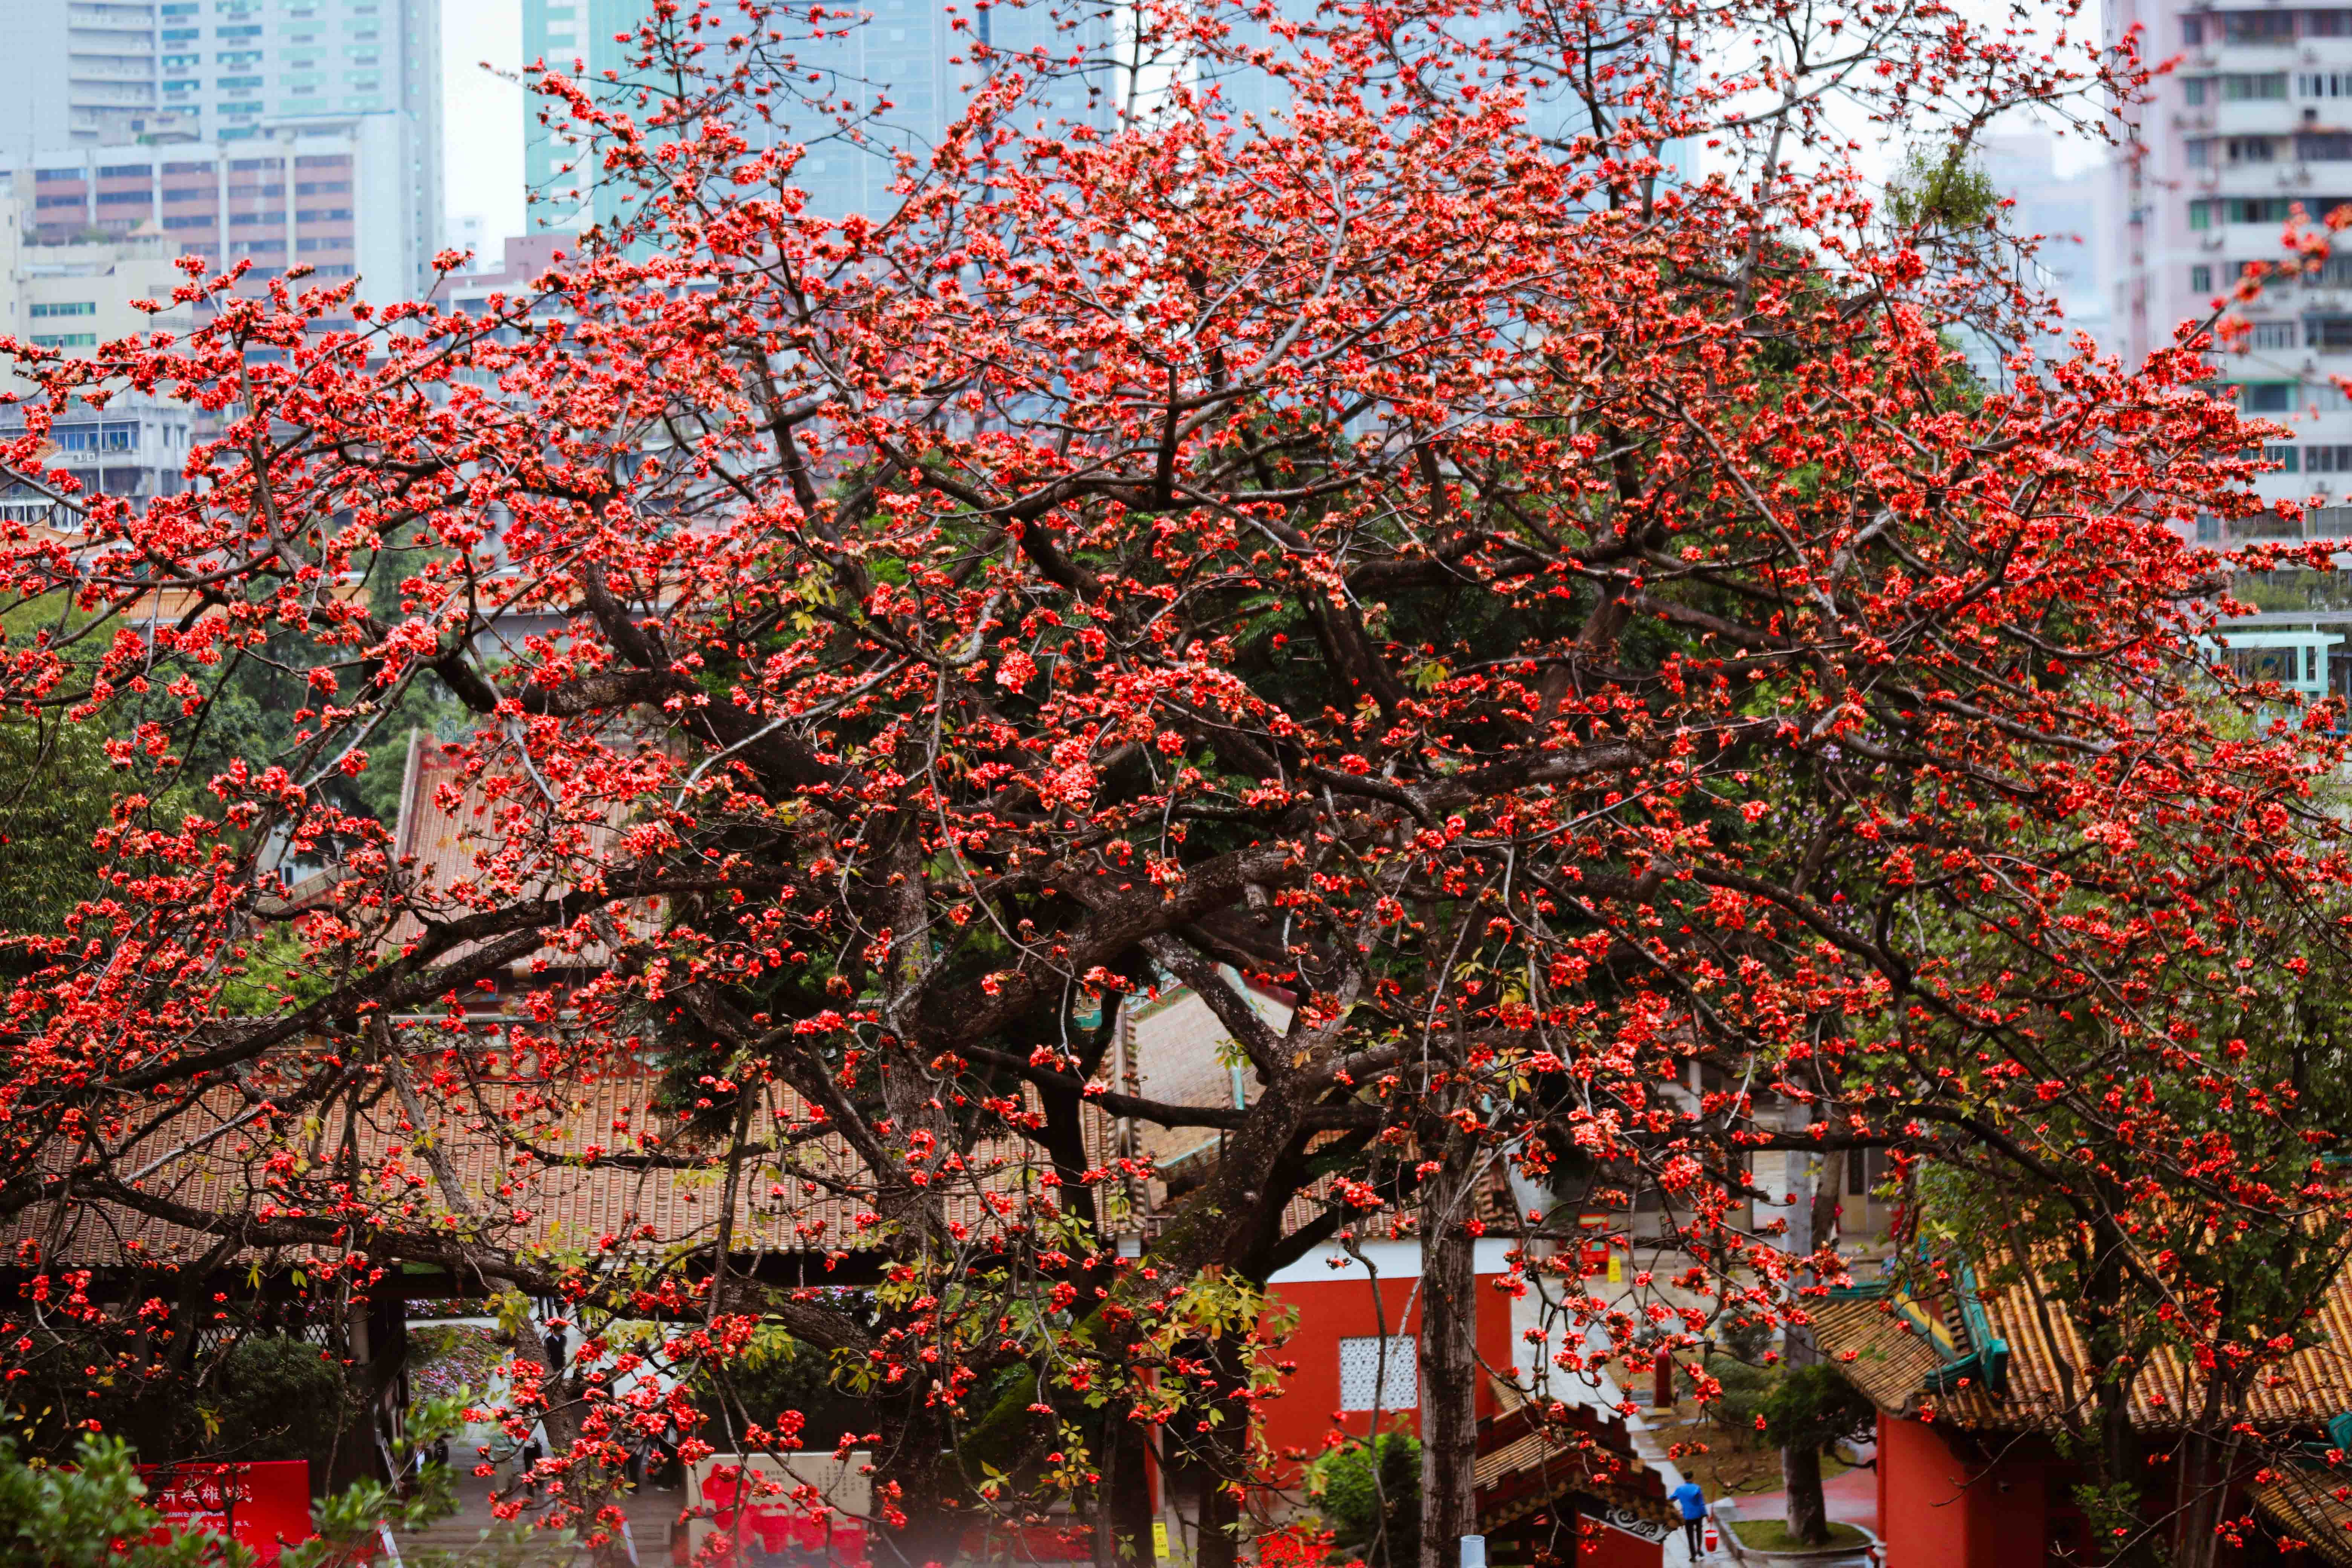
[138,1461,315,1564]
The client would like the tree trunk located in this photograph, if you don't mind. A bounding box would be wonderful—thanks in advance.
[872,1397,959,1568]
[1781,1442,1830,1547]
[1195,1464,1242,1568]
[1418,1126,1480,1568]
[1094,1413,1158,1568]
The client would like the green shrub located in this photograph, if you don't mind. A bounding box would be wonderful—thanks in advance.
[0,1433,237,1568]
[200,1335,355,1462]
[1309,1430,1420,1568]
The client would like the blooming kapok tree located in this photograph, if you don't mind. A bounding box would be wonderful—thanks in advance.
[4,0,2350,1564]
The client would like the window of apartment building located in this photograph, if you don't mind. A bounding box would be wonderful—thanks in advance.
[219,76,262,90]
[162,161,210,176]
[2225,11,2298,42]
[1337,1337,1416,1412]
[229,159,276,172]
[2311,11,2352,35]
[218,50,262,66]
[161,215,214,230]
[2184,15,2204,43]
[294,181,349,195]
[294,236,351,253]
[2193,264,2215,292]
[216,25,262,40]
[2191,196,2333,227]
[33,170,79,184]
[2265,444,2301,473]
[2185,76,2210,104]
[294,156,349,170]
[2302,72,2352,97]
[161,186,210,202]
[161,54,199,70]
[2229,136,2280,163]
[95,191,150,206]
[96,164,150,179]
[2301,133,2352,161]
[29,303,95,319]
[227,184,283,198]
[2238,381,2299,413]
[2307,445,2352,472]
[2310,316,2352,349]
[2224,72,2291,100]
[295,208,350,222]
[233,239,285,254]
[2187,138,2214,166]
[33,196,82,210]
[162,27,198,41]
[55,423,139,453]
[2249,320,2300,349]
[29,335,96,350]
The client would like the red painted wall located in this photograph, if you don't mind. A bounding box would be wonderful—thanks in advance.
[1260,1273,1426,1474]
[1876,1413,2049,1568]
[1256,1265,1521,1480]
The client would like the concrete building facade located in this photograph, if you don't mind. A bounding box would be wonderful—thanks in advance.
[5,120,415,306]
[0,1,441,293]
[2109,1,2352,518]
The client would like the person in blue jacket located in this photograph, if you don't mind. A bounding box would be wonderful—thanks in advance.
[1669,1478,1708,1557]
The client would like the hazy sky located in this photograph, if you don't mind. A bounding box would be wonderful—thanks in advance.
[441,0,526,248]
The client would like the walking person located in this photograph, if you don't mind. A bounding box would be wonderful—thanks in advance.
[1669,1477,1708,1559]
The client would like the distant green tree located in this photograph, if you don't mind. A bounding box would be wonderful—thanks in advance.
[1309,1430,1421,1568]
[0,718,113,955]
[198,1336,356,1464]
[1755,1365,1876,1547]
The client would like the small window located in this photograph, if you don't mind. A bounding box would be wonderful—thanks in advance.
[2240,382,2298,413]
[2224,11,2296,42]
[1337,1336,1417,1412]
[2184,15,2204,43]
[2266,443,2301,473]
[2186,77,2209,105]
[2192,264,2214,292]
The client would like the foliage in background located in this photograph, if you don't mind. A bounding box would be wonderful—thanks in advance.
[198,1335,357,1464]
[1307,1430,1421,1568]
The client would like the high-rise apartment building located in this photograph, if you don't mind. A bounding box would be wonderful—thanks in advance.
[6,124,414,306]
[2106,3,2352,708]
[2109,0,2352,519]
[0,1,441,292]
[523,0,1115,230]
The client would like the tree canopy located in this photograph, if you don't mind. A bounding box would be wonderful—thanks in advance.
[0,1,2345,1565]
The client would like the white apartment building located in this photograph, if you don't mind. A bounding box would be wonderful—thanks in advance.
[0,1,441,293]
[2108,2,2352,708]
[2109,3,2352,522]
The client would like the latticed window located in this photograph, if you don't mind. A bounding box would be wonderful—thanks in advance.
[1337,1336,1416,1411]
